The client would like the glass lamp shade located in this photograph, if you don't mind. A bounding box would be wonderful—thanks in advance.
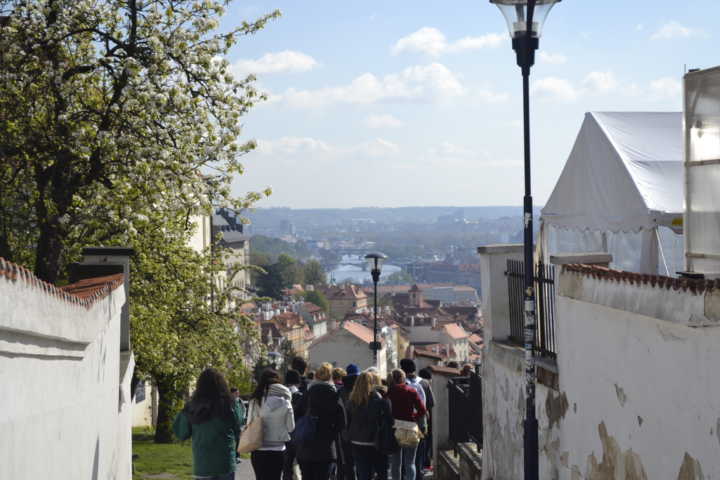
[364,252,387,271]
[490,0,560,39]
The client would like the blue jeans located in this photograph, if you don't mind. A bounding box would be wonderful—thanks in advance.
[352,444,388,480]
[390,445,417,480]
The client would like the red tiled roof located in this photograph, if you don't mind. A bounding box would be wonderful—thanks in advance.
[443,323,469,340]
[303,302,323,313]
[414,348,443,360]
[343,321,380,345]
[0,258,124,308]
[429,365,462,376]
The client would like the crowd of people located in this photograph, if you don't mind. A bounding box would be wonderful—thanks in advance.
[173,356,442,480]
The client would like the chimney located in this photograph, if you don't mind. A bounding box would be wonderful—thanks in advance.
[410,315,415,328]
[431,317,437,329]
[72,247,134,352]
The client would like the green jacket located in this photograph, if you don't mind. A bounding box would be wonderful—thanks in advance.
[173,400,242,477]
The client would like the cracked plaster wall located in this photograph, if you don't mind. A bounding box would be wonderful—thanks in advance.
[482,267,720,479]
[554,287,720,479]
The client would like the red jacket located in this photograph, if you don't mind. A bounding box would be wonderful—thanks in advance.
[387,383,427,422]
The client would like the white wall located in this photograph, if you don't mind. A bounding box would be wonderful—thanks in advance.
[0,269,133,479]
[554,295,720,479]
[479,257,720,479]
[309,330,387,379]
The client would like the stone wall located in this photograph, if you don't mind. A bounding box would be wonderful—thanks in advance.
[0,261,133,479]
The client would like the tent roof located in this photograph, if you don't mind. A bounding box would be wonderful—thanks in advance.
[541,112,684,232]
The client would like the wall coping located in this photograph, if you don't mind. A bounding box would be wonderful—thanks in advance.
[550,252,612,265]
[0,257,124,308]
[477,244,523,255]
[562,264,720,294]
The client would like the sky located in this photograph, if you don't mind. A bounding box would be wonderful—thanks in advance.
[219,1,719,209]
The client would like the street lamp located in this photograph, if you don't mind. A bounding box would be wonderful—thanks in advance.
[364,252,387,365]
[489,1,561,479]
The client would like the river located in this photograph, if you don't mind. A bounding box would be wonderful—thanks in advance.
[327,255,401,285]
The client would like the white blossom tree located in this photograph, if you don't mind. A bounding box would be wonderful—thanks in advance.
[0,0,279,442]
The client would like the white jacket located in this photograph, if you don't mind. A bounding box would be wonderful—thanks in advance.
[250,384,295,450]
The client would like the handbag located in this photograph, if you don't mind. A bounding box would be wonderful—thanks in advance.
[291,413,318,445]
[393,419,422,448]
[237,400,263,454]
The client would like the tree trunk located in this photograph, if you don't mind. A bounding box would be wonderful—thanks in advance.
[34,222,63,283]
[154,375,184,443]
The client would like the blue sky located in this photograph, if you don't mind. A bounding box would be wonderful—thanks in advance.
[221,1,718,209]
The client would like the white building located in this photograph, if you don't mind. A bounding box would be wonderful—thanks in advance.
[308,321,388,379]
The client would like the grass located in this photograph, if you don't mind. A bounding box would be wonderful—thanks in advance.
[132,427,194,480]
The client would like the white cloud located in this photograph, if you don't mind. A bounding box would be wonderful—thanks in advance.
[355,138,401,157]
[279,63,466,108]
[392,27,503,56]
[256,137,399,158]
[474,88,510,104]
[583,71,618,94]
[531,77,579,102]
[539,51,567,65]
[650,77,682,98]
[256,137,331,155]
[231,50,318,76]
[426,142,519,167]
[650,21,704,40]
[365,114,405,129]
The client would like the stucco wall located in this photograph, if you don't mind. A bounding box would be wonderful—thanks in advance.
[480,261,720,479]
[553,296,720,479]
[309,330,388,378]
[0,273,132,479]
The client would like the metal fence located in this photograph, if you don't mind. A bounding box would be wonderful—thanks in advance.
[447,374,482,451]
[505,260,557,358]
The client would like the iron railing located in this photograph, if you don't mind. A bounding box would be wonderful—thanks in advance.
[447,374,482,451]
[505,260,557,358]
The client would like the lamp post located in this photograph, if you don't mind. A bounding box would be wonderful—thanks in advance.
[489,1,561,479]
[364,252,387,365]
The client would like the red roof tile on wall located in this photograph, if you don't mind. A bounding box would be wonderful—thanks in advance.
[0,257,124,308]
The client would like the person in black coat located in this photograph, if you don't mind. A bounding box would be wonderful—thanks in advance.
[296,363,345,480]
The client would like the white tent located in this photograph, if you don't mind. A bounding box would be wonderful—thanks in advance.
[541,112,684,274]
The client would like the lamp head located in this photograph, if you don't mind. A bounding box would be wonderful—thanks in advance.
[364,252,387,272]
[490,0,561,39]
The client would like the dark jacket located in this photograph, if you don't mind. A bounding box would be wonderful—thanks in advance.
[173,399,242,477]
[296,381,345,462]
[347,389,393,445]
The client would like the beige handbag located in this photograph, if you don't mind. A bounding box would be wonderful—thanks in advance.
[237,401,263,454]
[393,419,422,448]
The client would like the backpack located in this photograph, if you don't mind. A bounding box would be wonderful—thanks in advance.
[291,390,305,421]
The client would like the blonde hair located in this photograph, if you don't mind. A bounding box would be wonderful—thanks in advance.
[315,362,333,382]
[332,367,346,382]
[349,372,376,407]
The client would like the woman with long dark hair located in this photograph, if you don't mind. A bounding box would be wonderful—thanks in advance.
[249,368,295,480]
[173,368,242,480]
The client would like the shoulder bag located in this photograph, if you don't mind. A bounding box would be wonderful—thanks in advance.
[237,400,263,454]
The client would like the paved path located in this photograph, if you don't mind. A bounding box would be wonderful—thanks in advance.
[234,460,254,480]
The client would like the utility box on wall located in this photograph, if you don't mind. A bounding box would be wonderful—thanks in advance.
[684,66,720,276]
